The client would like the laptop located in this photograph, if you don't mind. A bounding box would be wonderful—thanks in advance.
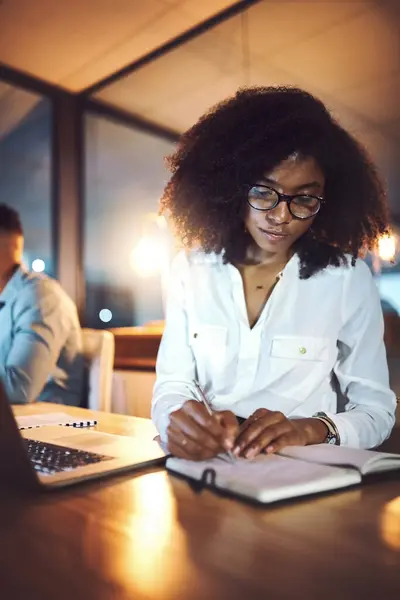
[0,383,165,491]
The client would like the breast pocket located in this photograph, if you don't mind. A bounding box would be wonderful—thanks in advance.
[189,325,228,382]
[268,335,333,400]
[270,336,331,362]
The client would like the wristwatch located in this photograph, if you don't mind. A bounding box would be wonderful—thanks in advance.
[313,412,341,446]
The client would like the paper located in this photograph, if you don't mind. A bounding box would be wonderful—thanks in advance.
[16,412,97,430]
[278,444,400,475]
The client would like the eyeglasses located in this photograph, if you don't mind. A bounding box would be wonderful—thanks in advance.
[247,184,325,220]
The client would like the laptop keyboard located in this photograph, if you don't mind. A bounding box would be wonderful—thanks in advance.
[23,438,113,476]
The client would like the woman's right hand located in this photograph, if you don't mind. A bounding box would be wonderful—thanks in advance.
[167,400,239,461]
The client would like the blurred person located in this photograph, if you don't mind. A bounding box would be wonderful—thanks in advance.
[0,204,84,404]
[152,86,396,459]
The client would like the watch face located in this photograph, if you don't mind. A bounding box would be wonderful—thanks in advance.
[327,435,337,445]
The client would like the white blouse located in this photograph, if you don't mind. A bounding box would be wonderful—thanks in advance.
[152,250,396,448]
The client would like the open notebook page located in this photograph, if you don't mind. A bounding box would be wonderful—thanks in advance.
[167,454,360,504]
[278,444,400,475]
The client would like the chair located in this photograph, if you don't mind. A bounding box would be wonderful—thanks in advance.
[82,328,115,412]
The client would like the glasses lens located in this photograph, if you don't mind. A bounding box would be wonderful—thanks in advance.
[290,195,320,218]
[248,186,278,210]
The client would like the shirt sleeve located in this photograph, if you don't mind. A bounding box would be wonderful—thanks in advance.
[151,251,196,441]
[326,260,396,448]
[0,280,71,404]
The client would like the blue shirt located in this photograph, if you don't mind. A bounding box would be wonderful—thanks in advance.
[0,266,84,405]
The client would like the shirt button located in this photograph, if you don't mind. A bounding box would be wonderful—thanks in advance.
[299,347,307,355]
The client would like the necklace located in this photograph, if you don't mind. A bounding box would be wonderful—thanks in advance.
[254,269,284,291]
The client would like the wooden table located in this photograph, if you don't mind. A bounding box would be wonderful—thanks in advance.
[1,404,399,600]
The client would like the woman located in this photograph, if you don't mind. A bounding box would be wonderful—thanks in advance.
[152,86,396,460]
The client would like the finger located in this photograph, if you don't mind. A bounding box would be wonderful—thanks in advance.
[238,416,256,436]
[168,438,206,460]
[252,408,272,420]
[170,411,223,453]
[238,420,250,436]
[168,436,217,461]
[167,426,219,460]
[233,411,286,456]
[237,409,271,437]
[244,422,293,458]
[167,425,199,459]
[182,400,228,441]
[265,433,301,455]
[215,411,240,450]
[167,438,195,460]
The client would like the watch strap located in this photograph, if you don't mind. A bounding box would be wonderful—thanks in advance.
[313,412,341,446]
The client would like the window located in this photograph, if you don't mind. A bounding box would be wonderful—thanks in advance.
[0,81,53,275]
[84,114,176,328]
[371,229,400,315]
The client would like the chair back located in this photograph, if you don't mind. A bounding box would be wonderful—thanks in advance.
[82,328,115,412]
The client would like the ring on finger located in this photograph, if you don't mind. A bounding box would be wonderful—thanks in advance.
[181,438,188,447]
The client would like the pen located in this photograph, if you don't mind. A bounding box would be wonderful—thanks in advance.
[192,379,236,463]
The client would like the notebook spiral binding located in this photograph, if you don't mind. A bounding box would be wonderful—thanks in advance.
[188,467,217,494]
[18,419,97,431]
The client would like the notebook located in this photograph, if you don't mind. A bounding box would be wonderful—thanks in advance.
[16,412,97,430]
[166,444,400,504]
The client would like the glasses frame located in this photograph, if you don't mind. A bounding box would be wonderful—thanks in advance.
[247,184,325,220]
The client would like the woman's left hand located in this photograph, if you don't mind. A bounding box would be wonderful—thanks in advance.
[233,409,328,458]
